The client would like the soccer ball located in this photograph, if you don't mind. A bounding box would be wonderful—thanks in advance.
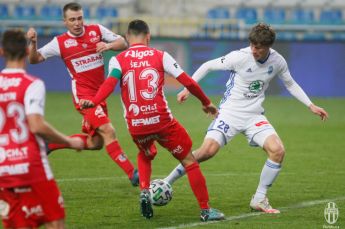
[149,179,173,206]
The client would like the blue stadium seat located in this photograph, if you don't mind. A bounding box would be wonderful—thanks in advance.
[204,8,231,31]
[82,6,91,19]
[320,9,342,24]
[40,5,62,20]
[235,7,257,24]
[13,5,36,20]
[263,8,286,24]
[290,8,314,24]
[0,4,9,19]
[96,6,118,19]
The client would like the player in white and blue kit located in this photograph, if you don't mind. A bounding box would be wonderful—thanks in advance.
[164,23,328,214]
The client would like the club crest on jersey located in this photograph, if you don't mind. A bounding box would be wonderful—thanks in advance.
[268,66,273,74]
[64,39,78,48]
[82,43,88,49]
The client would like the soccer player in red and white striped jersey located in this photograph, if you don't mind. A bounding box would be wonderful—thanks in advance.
[26,2,139,186]
[0,29,83,229]
[80,19,225,221]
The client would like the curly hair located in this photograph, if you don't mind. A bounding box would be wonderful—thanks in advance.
[248,23,276,46]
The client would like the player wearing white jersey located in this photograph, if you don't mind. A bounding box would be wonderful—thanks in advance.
[164,23,329,214]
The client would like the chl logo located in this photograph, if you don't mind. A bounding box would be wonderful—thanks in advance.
[324,202,339,225]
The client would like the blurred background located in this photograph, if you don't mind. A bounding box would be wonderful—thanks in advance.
[0,0,344,97]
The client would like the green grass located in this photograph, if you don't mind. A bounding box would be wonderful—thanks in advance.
[45,93,345,229]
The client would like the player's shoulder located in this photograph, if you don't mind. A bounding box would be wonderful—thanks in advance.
[269,48,287,66]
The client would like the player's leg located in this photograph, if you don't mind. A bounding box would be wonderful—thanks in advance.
[45,219,65,229]
[97,122,138,186]
[246,116,284,213]
[164,137,221,185]
[132,137,157,219]
[159,120,224,221]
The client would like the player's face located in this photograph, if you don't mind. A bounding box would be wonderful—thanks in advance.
[64,9,84,36]
[250,43,270,62]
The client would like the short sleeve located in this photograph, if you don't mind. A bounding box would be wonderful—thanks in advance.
[24,80,46,116]
[163,52,184,78]
[99,24,121,42]
[37,37,60,59]
[108,56,122,79]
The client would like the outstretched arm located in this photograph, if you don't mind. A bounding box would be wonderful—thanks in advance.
[96,25,128,52]
[281,74,328,121]
[176,72,218,116]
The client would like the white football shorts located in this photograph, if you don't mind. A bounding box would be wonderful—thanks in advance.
[205,112,277,148]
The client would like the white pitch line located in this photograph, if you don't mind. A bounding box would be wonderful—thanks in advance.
[157,196,345,229]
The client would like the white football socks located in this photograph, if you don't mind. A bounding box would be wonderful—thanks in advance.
[164,163,186,185]
[254,159,281,202]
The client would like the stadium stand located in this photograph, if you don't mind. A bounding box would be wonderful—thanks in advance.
[0,0,344,40]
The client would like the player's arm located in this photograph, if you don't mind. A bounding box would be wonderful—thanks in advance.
[279,60,329,121]
[25,80,83,149]
[163,52,218,116]
[178,53,235,103]
[79,57,121,109]
[96,24,128,53]
[27,27,60,64]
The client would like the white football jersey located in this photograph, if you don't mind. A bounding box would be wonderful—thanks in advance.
[193,46,312,115]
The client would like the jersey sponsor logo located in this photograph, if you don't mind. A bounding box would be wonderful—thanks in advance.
[131,115,160,126]
[0,162,29,176]
[244,80,264,98]
[129,104,140,116]
[140,103,158,114]
[136,134,160,144]
[89,30,97,37]
[88,31,100,43]
[125,50,154,59]
[0,92,16,102]
[71,53,104,73]
[0,76,22,90]
[255,121,270,127]
[64,39,78,48]
[0,147,29,163]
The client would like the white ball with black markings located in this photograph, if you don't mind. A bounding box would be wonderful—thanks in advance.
[149,179,173,206]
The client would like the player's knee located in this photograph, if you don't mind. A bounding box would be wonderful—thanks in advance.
[87,136,103,150]
[97,124,116,142]
[196,139,220,162]
[270,144,285,163]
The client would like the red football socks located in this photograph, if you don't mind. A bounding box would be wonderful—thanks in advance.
[185,162,210,209]
[137,151,152,190]
[106,141,135,179]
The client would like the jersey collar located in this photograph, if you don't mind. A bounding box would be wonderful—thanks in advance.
[1,68,26,73]
[67,28,85,38]
[129,43,147,48]
[257,51,271,64]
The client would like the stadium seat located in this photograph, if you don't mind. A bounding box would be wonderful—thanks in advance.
[96,6,118,19]
[263,7,286,24]
[13,5,36,20]
[204,8,231,31]
[319,9,342,24]
[290,8,315,24]
[235,7,257,24]
[40,5,62,20]
[0,4,9,19]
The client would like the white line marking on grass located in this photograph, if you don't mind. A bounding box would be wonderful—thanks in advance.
[157,196,345,229]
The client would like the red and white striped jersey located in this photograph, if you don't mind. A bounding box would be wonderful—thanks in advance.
[0,69,53,188]
[38,24,121,105]
[108,44,185,135]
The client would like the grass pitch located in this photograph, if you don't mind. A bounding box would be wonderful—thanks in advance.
[45,93,344,229]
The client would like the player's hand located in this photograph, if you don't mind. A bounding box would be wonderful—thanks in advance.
[79,99,95,109]
[177,88,190,103]
[27,27,37,43]
[309,104,329,121]
[202,103,218,118]
[68,137,84,151]
[96,42,110,52]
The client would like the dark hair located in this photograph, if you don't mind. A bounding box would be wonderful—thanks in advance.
[63,2,82,18]
[1,30,27,60]
[127,19,150,36]
[248,23,276,47]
